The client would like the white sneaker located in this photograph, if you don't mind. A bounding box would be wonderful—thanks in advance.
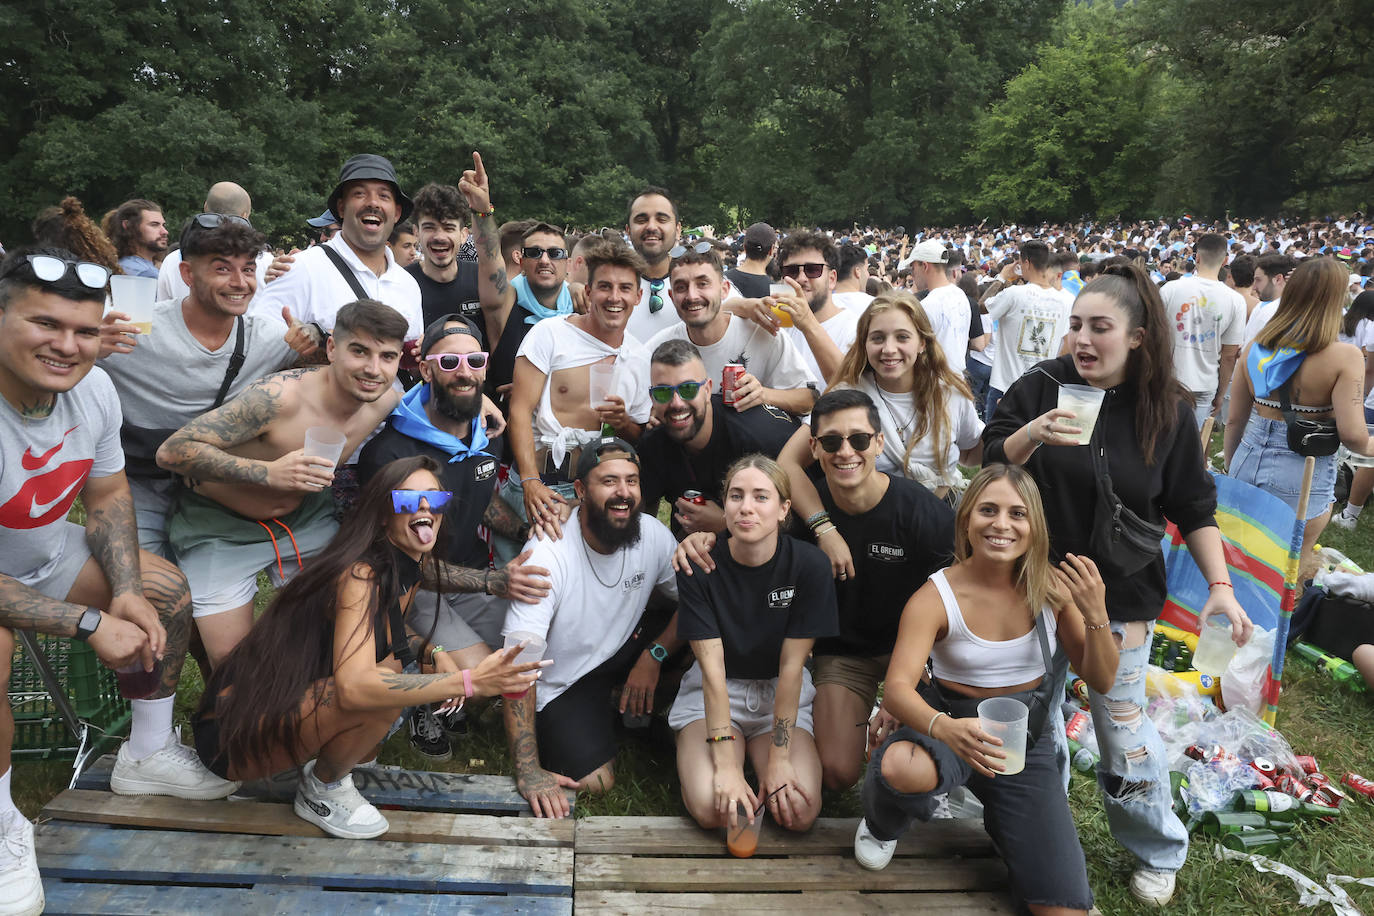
[1332,511,1359,531]
[853,818,897,870]
[1130,868,1176,906]
[0,810,44,916]
[294,760,389,840]
[929,793,954,819]
[111,732,240,800]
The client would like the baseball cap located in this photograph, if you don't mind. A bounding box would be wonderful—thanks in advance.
[420,314,482,357]
[574,437,640,482]
[898,239,950,270]
[743,222,776,256]
[306,209,338,229]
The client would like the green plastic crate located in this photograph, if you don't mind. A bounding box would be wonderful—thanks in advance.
[8,635,131,760]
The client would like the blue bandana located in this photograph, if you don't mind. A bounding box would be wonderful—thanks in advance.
[389,385,490,462]
[1246,342,1305,399]
[511,275,573,326]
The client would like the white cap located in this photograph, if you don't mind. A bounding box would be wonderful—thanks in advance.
[898,239,949,270]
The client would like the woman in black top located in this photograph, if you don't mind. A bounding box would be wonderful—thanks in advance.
[670,455,838,834]
[193,456,541,839]
[982,262,1251,906]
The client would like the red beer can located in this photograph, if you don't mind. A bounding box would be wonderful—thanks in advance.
[1184,744,1210,762]
[682,489,706,506]
[1065,710,1089,743]
[1254,773,1276,791]
[1340,772,1374,801]
[1307,773,1331,790]
[1295,755,1320,775]
[722,364,745,406]
[1251,757,1278,778]
[1277,774,1315,802]
[1314,785,1347,808]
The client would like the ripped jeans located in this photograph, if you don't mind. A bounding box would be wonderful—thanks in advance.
[1087,619,1188,872]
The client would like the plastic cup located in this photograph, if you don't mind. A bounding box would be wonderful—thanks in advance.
[115,661,160,700]
[1342,424,1374,468]
[726,801,762,858]
[303,426,347,470]
[588,362,617,408]
[503,630,547,698]
[767,283,794,327]
[1056,384,1106,445]
[1193,614,1239,675]
[109,275,158,335]
[978,697,1028,775]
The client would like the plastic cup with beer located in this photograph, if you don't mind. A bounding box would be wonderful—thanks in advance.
[503,630,547,698]
[767,283,795,327]
[1193,613,1239,674]
[588,361,617,408]
[978,696,1028,775]
[303,426,347,469]
[108,275,158,336]
[1056,384,1105,445]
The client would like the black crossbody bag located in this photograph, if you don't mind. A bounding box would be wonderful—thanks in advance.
[1088,439,1166,578]
[1276,375,1339,458]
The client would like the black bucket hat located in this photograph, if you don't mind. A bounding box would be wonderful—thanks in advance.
[327,154,413,223]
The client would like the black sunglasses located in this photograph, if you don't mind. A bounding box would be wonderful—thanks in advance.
[1,254,111,290]
[521,246,568,261]
[815,432,875,453]
[670,240,716,259]
[648,277,666,314]
[781,262,827,280]
[648,379,708,404]
[192,213,251,230]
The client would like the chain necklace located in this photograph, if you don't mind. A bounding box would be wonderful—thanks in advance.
[875,385,917,440]
[581,530,627,589]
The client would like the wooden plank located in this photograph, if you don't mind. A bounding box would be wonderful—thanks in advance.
[74,754,567,815]
[574,853,1007,893]
[572,816,994,858]
[35,822,572,896]
[575,890,1017,915]
[42,882,572,915]
[41,789,573,847]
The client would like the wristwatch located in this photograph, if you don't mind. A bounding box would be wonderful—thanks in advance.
[73,606,102,642]
[649,642,669,663]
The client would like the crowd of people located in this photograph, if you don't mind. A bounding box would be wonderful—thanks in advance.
[2,149,1371,916]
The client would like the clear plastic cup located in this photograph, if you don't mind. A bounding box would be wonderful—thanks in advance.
[1056,384,1106,445]
[115,660,161,699]
[768,283,795,326]
[108,275,158,335]
[726,801,762,858]
[1193,614,1239,674]
[502,630,547,698]
[978,696,1028,775]
[303,426,347,469]
[589,362,617,408]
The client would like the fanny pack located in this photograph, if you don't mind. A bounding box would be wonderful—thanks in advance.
[922,610,1067,748]
[1089,437,1166,578]
[1277,376,1339,458]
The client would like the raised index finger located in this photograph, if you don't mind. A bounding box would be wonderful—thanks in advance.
[472,151,486,183]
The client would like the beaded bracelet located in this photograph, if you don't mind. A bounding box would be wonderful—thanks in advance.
[706,734,736,744]
[1084,621,1109,631]
[806,510,831,530]
[1208,581,1233,590]
[471,205,495,218]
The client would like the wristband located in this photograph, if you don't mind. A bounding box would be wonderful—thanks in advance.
[1208,581,1233,590]
[520,476,542,484]
[429,644,445,664]
[706,734,736,744]
[927,711,948,738]
[483,570,492,595]
[805,510,830,530]
[471,205,495,218]
[814,523,838,538]
[461,668,474,701]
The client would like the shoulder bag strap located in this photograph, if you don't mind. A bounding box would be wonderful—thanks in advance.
[210,316,247,410]
[320,243,371,302]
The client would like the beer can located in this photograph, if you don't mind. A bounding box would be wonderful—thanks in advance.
[1340,772,1374,801]
[722,364,745,405]
[1254,773,1276,791]
[1314,785,1347,808]
[682,489,706,506]
[1306,772,1330,790]
[1277,774,1315,802]
[1065,710,1089,742]
[1296,755,1320,775]
[1251,757,1278,777]
[1184,744,1210,762]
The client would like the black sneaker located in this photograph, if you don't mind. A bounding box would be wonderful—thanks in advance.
[408,706,452,761]
[436,705,468,736]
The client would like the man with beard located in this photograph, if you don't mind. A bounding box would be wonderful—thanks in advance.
[109,199,170,278]
[775,230,857,385]
[406,184,483,343]
[647,243,817,417]
[624,186,683,343]
[637,339,799,537]
[155,300,408,667]
[501,439,680,818]
[357,314,552,759]
[1242,252,1297,342]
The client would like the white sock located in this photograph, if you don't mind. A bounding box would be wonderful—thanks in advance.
[1345,502,1364,519]
[126,695,175,760]
[0,766,18,818]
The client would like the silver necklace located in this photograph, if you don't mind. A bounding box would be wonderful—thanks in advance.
[876,386,917,439]
[581,531,627,589]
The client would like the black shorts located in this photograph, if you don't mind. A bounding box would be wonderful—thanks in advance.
[535,600,672,781]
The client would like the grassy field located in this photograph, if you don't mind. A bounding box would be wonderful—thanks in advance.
[12,461,1374,913]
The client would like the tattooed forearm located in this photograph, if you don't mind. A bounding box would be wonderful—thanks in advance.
[85,492,142,598]
[482,491,526,539]
[0,575,83,635]
[420,559,493,594]
[503,687,542,776]
[772,716,793,749]
[155,374,304,483]
[472,213,509,299]
[379,671,458,692]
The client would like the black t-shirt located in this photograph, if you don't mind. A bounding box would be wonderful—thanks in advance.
[968,299,985,339]
[638,393,800,536]
[725,268,773,299]
[355,419,500,569]
[677,535,838,680]
[813,474,955,657]
[406,261,484,348]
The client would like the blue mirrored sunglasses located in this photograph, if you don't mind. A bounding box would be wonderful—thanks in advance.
[390,489,453,514]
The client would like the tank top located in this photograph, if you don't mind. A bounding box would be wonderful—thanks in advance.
[927,568,1057,688]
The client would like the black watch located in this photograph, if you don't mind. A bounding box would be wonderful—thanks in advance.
[74,606,102,642]
[649,642,669,663]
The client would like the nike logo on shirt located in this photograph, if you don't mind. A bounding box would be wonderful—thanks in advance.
[29,477,83,519]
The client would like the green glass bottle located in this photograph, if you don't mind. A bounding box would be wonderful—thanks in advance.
[1200,811,1296,835]
[1232,789,1340,821]
[1221,829,1298,855]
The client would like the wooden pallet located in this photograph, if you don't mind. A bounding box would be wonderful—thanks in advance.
[40,762,575,914]
[573,815,1015,914]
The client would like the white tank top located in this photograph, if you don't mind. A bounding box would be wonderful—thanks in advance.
[927,568,1058,688]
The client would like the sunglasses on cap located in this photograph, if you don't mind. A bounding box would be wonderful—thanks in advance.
[1,254,111,290]
[815,432,875,453]
[521,246,568,261]
[391,489,453,514]
[648,277,665,314]
[781,262,827,280]
[648,379,708,404]
[669,240,715,259]
[424,352,488,371]
[192,213,251,230]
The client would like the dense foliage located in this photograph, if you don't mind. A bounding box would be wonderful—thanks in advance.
[2,0,1369,245]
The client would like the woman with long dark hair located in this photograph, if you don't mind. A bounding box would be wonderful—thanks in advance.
[192,456,543,839]
[982,261,1251,906]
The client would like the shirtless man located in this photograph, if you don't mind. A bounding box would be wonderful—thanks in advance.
[155,299,408,665]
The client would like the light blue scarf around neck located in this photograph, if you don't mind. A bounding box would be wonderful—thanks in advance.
[511,275,573,325]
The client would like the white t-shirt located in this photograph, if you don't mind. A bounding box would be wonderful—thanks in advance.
[832,290,875,315]
[921,285,972,374]
[1338,319,1374,411]
[646,314,817,393]
[516,315,652,466]
[785,307,858,385]
[1160,276,1246,394]
[985,283,1073,391]
[0,368,124,584]
[1244,300,1280,344]
[250,234,424,341]
[157,249,274,303]
[503,510,678,710]
[626,275,680,345]
[853,376,982,490]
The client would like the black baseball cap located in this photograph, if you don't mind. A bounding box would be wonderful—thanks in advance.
[420,313,482,357]
[574,437,640,482]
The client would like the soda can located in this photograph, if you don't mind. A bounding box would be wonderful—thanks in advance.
[721,364,745,406]
[1251,757,1278,777]
[1277,774,1315,802]
[1340,772,1374,801]
[1314,785,1347,808]
[1307,772,1330,790]
[1065,710,1089,742]
[682,489,706,506]
[1184,744,1210,762]
[1296,755,1320,775]
[1254,773,1276,791]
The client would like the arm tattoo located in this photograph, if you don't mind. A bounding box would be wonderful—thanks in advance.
[0,575,83,635]
[504,688,542,776]
[772,716,793,749]
[157,371,310,483]
[419,559,496,595]
[379,671,456,692]
[142,562,192,695]
[85,491,142,598]
[482,491,526,539]
[473,214,509,296]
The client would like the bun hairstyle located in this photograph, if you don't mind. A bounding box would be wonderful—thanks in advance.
[1078,261,1188,465]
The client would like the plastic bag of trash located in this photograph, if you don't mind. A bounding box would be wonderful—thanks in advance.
[1221,626,1275,716]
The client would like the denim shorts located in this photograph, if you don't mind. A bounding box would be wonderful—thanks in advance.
[1228,413,1336,520]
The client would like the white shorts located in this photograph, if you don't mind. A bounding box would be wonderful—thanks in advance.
[668,660,816,740]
